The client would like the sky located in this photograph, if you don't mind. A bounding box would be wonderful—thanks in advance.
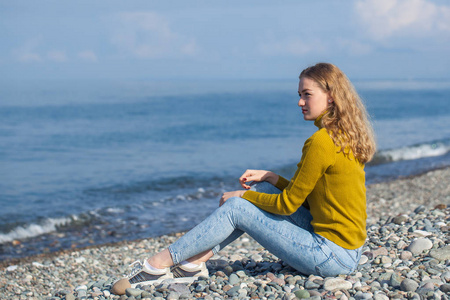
[1,0,450,81]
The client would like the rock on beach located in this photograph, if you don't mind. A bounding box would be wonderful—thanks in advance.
[111,278,131,295]
[430,245,450,261]
[323,278,352,291]
[407,238,433,255]
[0,167,449,299]
[400,278,419,292]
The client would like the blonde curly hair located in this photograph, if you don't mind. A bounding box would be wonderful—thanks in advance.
[300,63,376,164]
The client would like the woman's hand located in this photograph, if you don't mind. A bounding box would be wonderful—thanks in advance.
[239,169,279,189]
[219,190,246,207]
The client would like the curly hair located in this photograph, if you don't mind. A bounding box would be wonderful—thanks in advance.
[300,63,376,164]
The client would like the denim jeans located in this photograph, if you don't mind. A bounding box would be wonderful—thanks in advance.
[168,181,362,277]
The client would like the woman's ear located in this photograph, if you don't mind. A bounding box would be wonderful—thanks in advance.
[327,93,333,104]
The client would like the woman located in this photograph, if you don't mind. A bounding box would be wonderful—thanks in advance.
[114,62,376,291]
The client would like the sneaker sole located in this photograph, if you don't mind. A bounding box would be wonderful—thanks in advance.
[130,277,171,288]
[129,276,199,288]
[171,264,209,280]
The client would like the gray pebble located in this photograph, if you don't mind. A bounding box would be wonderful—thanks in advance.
[195,283,206,292]
[76,290,87,298]
[354,291,373,300]
[238,288,247,297]
[305,280,320,289]
[390,273,402,288]
[392,215,408,224]
[323,278,352,291]
[141,291,151,297]
[167,291,180,300]
[440,283,450,293]
[373,292,389,300]
[271,263,282,271]
[414,205,426,213]
[75,285,87,291]
[223,265,233,276]
[430,245,450,261]
[281,294,291,300]
[285,277,296,286]
[229,273,240,285]
[359,255,369,265]
[226,286,240,297]
[408,238,433,255]
[377,272,392,284]
[65,293,75,300]
[380,256,392,264]
[400,279,419,292]
[294,289,310,299]
[250,254,263,261]
[126,288,142,297]
[400,250,413,260]
[236,270,246,278]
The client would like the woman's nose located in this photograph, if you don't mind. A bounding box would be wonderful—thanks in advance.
[298,98,305,107]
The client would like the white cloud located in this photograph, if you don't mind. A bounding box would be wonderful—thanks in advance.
[13,38,70,63]
[111,11,198,59]
[47,50,67,62]
[13,37,43,63]
[78,50,98,62]
[18,53,42,63]
[356,0,450,39]
[180,39,199,56]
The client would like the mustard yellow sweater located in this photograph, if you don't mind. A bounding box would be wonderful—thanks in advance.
[242,118,367,249]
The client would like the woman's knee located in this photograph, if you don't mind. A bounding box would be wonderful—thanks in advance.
[223,196,248,208]
[222,197,261,216]
[220,197,265,231]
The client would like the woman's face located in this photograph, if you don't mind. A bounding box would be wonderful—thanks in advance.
[298,77,330,121]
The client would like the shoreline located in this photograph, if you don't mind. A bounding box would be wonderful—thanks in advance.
[2,166,448,268]
[1,167,449,299]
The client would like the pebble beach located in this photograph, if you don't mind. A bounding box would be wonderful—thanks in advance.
[2,167,449,300]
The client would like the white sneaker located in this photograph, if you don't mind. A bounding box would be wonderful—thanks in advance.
[127,260,173,287]
[170,262,209,283]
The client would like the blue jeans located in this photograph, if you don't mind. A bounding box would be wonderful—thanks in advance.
[168,182,362,277]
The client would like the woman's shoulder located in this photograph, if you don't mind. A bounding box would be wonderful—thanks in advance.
[308,128,333,143]
[304,128,335,150]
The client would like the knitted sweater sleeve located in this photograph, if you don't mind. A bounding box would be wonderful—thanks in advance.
[274,175,290,190]
[242,129,335,215]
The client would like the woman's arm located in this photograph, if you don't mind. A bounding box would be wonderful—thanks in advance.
[219,190,245,206]
[242,129,335,215]
[219,170,280,207]
[238,169,279,189]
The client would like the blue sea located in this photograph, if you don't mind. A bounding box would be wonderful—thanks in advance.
[1,79,449,260]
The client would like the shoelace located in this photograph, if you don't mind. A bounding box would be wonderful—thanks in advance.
[127,260,144,278]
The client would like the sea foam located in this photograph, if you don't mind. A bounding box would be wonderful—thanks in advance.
[370,141,449,165]
[0,217,72,244]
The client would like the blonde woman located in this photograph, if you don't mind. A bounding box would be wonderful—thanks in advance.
[114,63,376,291]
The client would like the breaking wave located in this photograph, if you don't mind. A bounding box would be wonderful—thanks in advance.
[369,140,450,166]
[0,217,73,244]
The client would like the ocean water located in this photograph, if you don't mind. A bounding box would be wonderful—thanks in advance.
[1,79,449,260]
